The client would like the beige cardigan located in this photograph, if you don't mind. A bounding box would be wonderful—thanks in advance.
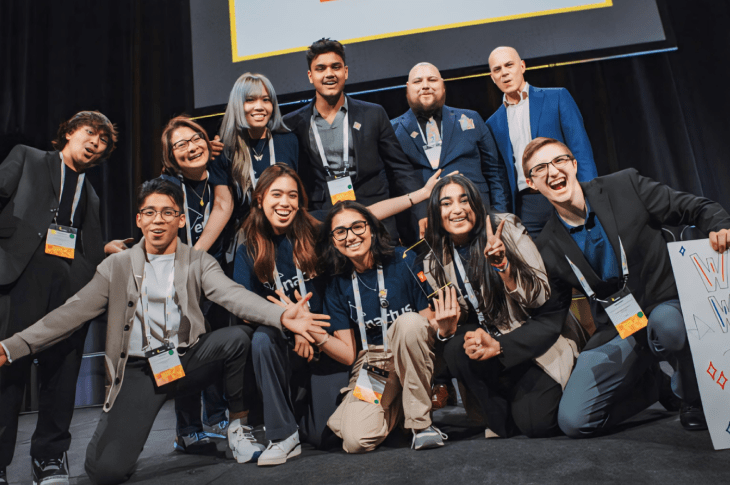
[2,239,285,411]
[425,213,579,388]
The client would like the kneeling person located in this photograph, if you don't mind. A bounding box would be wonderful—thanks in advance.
[318,201,445,452]
[0,179,330,484]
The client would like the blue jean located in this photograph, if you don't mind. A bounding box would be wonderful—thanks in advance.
[558,299,697,438]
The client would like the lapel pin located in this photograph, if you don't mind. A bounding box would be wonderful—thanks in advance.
[411,131,419,138]
[353,122,361,131]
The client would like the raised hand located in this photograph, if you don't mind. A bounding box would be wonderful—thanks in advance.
[463,327,501,361]
[210,135,224,159]
[293,334,314,362]
[430,286,460,338]
[484,216,507,266]
[710,229,730,253]
[280,291,330,343]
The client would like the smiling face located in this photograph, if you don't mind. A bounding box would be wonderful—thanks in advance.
[488,47,527,97]
[244,86,273,136]
[308,52,348,100]
[331,208,372,266]
[61,125,109,171]
[525,142,581,207]
[260,175,299,235]
[406,63,446,115]
[439,183,476,245]
[170,126,209,178]
[136,193,186,255]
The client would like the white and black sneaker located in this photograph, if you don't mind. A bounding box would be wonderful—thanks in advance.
[0,467,7,485]
[32,452,69,485]
[173,432,218,454]
[411,425,448,450]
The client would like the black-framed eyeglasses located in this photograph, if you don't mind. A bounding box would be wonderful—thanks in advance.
[172,132,205,152]
[138,209,181,222]
[331,220,368,241]
[528,155,574,179]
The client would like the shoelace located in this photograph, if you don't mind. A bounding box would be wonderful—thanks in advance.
[231,425,256,442]
[36,455,65,471]
[411,426,448,448]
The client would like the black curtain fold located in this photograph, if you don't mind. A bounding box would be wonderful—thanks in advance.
[2,0,730,241]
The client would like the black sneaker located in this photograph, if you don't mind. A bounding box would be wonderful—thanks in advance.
[0,467,8,484]
[31,452,69,485]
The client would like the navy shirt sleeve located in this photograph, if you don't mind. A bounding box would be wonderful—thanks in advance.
[323,277,352,336]
[233,242,269,297]
[208,152,232,187]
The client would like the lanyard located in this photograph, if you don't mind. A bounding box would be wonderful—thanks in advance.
[57,156,86,226]
[566,238,629,302]
[351,265,389,352]
[452,247,488,328]
[274,263,310,309]
[181,172,211,246]
[310,111,349,176]
[248,136,276,190]
[140,259,176,350]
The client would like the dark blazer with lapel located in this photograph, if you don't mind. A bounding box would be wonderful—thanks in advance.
[283,95,426,220]
[391,106,509,212]
[486,85,598,212]
[535,168,730,351]
[0,145,105,286]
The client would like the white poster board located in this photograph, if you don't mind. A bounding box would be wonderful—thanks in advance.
[668,239,730,450]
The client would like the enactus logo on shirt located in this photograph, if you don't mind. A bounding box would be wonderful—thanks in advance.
[348,301,414,329]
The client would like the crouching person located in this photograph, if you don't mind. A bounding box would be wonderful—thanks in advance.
[0,179,330,485]
[317,202,446,453]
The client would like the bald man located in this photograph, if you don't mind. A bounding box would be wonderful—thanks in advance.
[485,47,597,239]
[392,63,509,212]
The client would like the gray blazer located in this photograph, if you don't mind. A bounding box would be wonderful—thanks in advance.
[2,239,285,411]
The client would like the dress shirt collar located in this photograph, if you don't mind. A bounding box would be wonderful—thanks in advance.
[503,82,530,108]
[313,96,348,119]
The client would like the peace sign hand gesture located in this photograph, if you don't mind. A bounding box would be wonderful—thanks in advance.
[484,216,507,267]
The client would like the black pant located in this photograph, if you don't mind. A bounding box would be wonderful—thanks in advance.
[85,326,250,485]
[0,244,94,467]
[442,324,562,438]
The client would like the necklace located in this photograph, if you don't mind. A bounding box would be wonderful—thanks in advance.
[186,177,208,207]
[356,273,377,292]
[250,136,267,162]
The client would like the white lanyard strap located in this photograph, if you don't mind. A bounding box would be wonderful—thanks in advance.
[58,160,86,226]
[452,247,487,327]
[181,172,211,246]
[310,111,349,175]
[248,136,276,190]
[351,265,389,352]
[273,263,310,309]
[140,261,176,349]
[566,238,629,301]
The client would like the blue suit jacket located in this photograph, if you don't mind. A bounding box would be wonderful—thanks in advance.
[391,106,509,212]
[487,85,598,212]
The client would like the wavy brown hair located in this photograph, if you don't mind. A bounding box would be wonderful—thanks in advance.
[52,110,118,160]
[241,163,320,284]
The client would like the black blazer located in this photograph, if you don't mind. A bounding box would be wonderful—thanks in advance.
[283,95,426,220]
[534,168,730,351]
[0,145,105,286]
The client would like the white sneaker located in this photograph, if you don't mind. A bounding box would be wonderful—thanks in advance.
[257,430,301,466]
[227,419,265,463]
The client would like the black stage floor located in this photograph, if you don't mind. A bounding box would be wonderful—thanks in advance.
[6,399,729,485]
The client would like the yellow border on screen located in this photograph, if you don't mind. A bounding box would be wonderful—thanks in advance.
[229,1,612,62]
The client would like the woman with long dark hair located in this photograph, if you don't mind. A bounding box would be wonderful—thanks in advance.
[314,201,448,455]
[234,164,444,465]
[423,174,578,438]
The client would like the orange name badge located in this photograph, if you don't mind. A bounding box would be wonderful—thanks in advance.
[600,287,648,339]
[327,176,356,205]
[146,344,185,387]
[45,224,77,259]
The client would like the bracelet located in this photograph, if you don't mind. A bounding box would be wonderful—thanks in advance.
[492,260,510,273]
[407,192,415,206]
[314,333,330,347]
[436,328,456,341]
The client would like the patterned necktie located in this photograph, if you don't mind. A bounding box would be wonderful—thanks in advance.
[425,117,441,168]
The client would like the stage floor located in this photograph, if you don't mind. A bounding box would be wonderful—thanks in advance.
[6,399,729,485]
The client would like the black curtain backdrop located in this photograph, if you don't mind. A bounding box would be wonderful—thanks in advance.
[2,0,730,247]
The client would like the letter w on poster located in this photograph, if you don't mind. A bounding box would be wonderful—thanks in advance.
[669,239,730,450]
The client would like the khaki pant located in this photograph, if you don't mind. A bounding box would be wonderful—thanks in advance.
[327,312,435,453]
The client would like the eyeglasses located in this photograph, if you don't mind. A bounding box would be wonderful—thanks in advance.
[138,209,181,222]
[528,155,574,178]
[172,132,205,152]
[331,220,368,241]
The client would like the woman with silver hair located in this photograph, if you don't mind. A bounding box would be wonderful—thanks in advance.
[209,72,298,234]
